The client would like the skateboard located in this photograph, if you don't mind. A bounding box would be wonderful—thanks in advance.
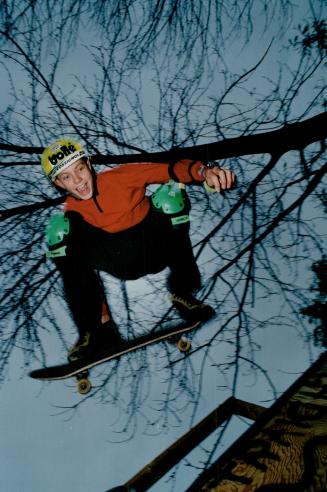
[29,320,202,395]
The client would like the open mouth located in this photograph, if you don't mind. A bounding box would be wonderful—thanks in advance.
[75,183,92,199]
[76,183,91,198]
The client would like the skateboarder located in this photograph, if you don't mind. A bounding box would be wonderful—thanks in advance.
[41,138,235,362]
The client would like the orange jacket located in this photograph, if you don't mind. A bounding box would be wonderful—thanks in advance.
[64,160,205,232]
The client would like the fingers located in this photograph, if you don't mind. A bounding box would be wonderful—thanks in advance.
[205,167,236,192]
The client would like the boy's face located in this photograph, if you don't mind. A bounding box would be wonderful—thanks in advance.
[54,159,94,200]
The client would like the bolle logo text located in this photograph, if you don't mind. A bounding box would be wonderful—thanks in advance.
[49,144,76,165]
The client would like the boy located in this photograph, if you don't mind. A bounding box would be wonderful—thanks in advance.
[41,138,235,361]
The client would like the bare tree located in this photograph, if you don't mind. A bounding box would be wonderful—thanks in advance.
[301,257,327,348]
[0,1,326,483]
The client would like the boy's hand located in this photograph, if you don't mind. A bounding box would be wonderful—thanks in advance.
[204,167,236,192]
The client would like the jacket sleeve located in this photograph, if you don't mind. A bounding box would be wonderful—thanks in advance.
[168,159,206,183]
[116,160,206,187]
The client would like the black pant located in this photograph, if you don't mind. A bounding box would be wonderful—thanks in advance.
[53,208,201,334]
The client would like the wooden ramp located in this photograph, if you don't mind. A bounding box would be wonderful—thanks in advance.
[188,351,327,491]
[106,352,327,492]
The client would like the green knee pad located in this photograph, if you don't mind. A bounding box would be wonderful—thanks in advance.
[45,213,70,258]
[151,181,190,225]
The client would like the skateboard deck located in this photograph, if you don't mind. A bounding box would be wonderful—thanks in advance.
[29,319,202,394]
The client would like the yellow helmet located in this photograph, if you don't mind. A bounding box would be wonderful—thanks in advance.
[41,138,87,182]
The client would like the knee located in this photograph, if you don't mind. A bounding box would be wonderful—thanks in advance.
[45,211,83,261]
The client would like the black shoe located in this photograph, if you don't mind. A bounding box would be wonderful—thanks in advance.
[68,321,125,363]
[170,293,215,322]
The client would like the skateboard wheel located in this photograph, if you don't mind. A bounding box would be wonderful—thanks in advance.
[77,378,92,395]
[177,337,191,352]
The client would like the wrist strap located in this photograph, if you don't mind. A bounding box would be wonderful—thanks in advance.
[203,181,217,193]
